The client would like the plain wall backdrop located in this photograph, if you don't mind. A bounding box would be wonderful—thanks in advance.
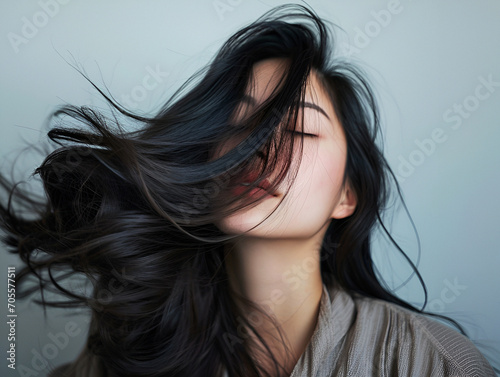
[1,1,499,376]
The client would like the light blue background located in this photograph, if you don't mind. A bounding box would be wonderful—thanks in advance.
[1,1,499,375]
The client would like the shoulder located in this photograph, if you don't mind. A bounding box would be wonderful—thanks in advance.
[346,292,496,376]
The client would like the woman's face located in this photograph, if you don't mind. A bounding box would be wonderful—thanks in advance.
[215,58,356,239]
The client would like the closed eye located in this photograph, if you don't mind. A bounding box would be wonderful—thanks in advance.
[286,130,318,137]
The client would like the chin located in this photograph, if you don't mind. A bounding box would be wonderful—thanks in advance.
[215,215,267,235]
[215,199,281,234]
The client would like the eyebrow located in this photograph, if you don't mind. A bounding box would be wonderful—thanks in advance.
[241,94,330,121]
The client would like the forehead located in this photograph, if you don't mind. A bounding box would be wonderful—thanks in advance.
[236,58,339,131]
[248,58,329,104]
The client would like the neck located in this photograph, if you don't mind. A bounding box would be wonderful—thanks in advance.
[224,223,329,374]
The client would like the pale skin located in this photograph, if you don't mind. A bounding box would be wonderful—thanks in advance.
[215,58,357,375]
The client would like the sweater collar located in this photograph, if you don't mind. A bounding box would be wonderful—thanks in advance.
[290,284,356,377]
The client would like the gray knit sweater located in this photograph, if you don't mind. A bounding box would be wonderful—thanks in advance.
[286,284,496,376]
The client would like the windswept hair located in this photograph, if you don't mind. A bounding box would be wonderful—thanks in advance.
[0,4,470,377]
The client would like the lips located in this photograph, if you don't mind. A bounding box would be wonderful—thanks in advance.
[232,171,276,196]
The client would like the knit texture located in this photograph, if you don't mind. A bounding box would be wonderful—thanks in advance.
[287,284,496,377]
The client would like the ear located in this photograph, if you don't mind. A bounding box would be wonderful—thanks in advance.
[330,181,357,220]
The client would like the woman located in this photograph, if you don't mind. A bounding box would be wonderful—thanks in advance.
[1,4,497,377]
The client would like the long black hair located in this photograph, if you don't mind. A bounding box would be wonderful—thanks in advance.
[0,4,473,377]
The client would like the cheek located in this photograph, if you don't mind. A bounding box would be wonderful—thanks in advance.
[318,152,345,195]
[302,144,345,196]
[300,146,346,217]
